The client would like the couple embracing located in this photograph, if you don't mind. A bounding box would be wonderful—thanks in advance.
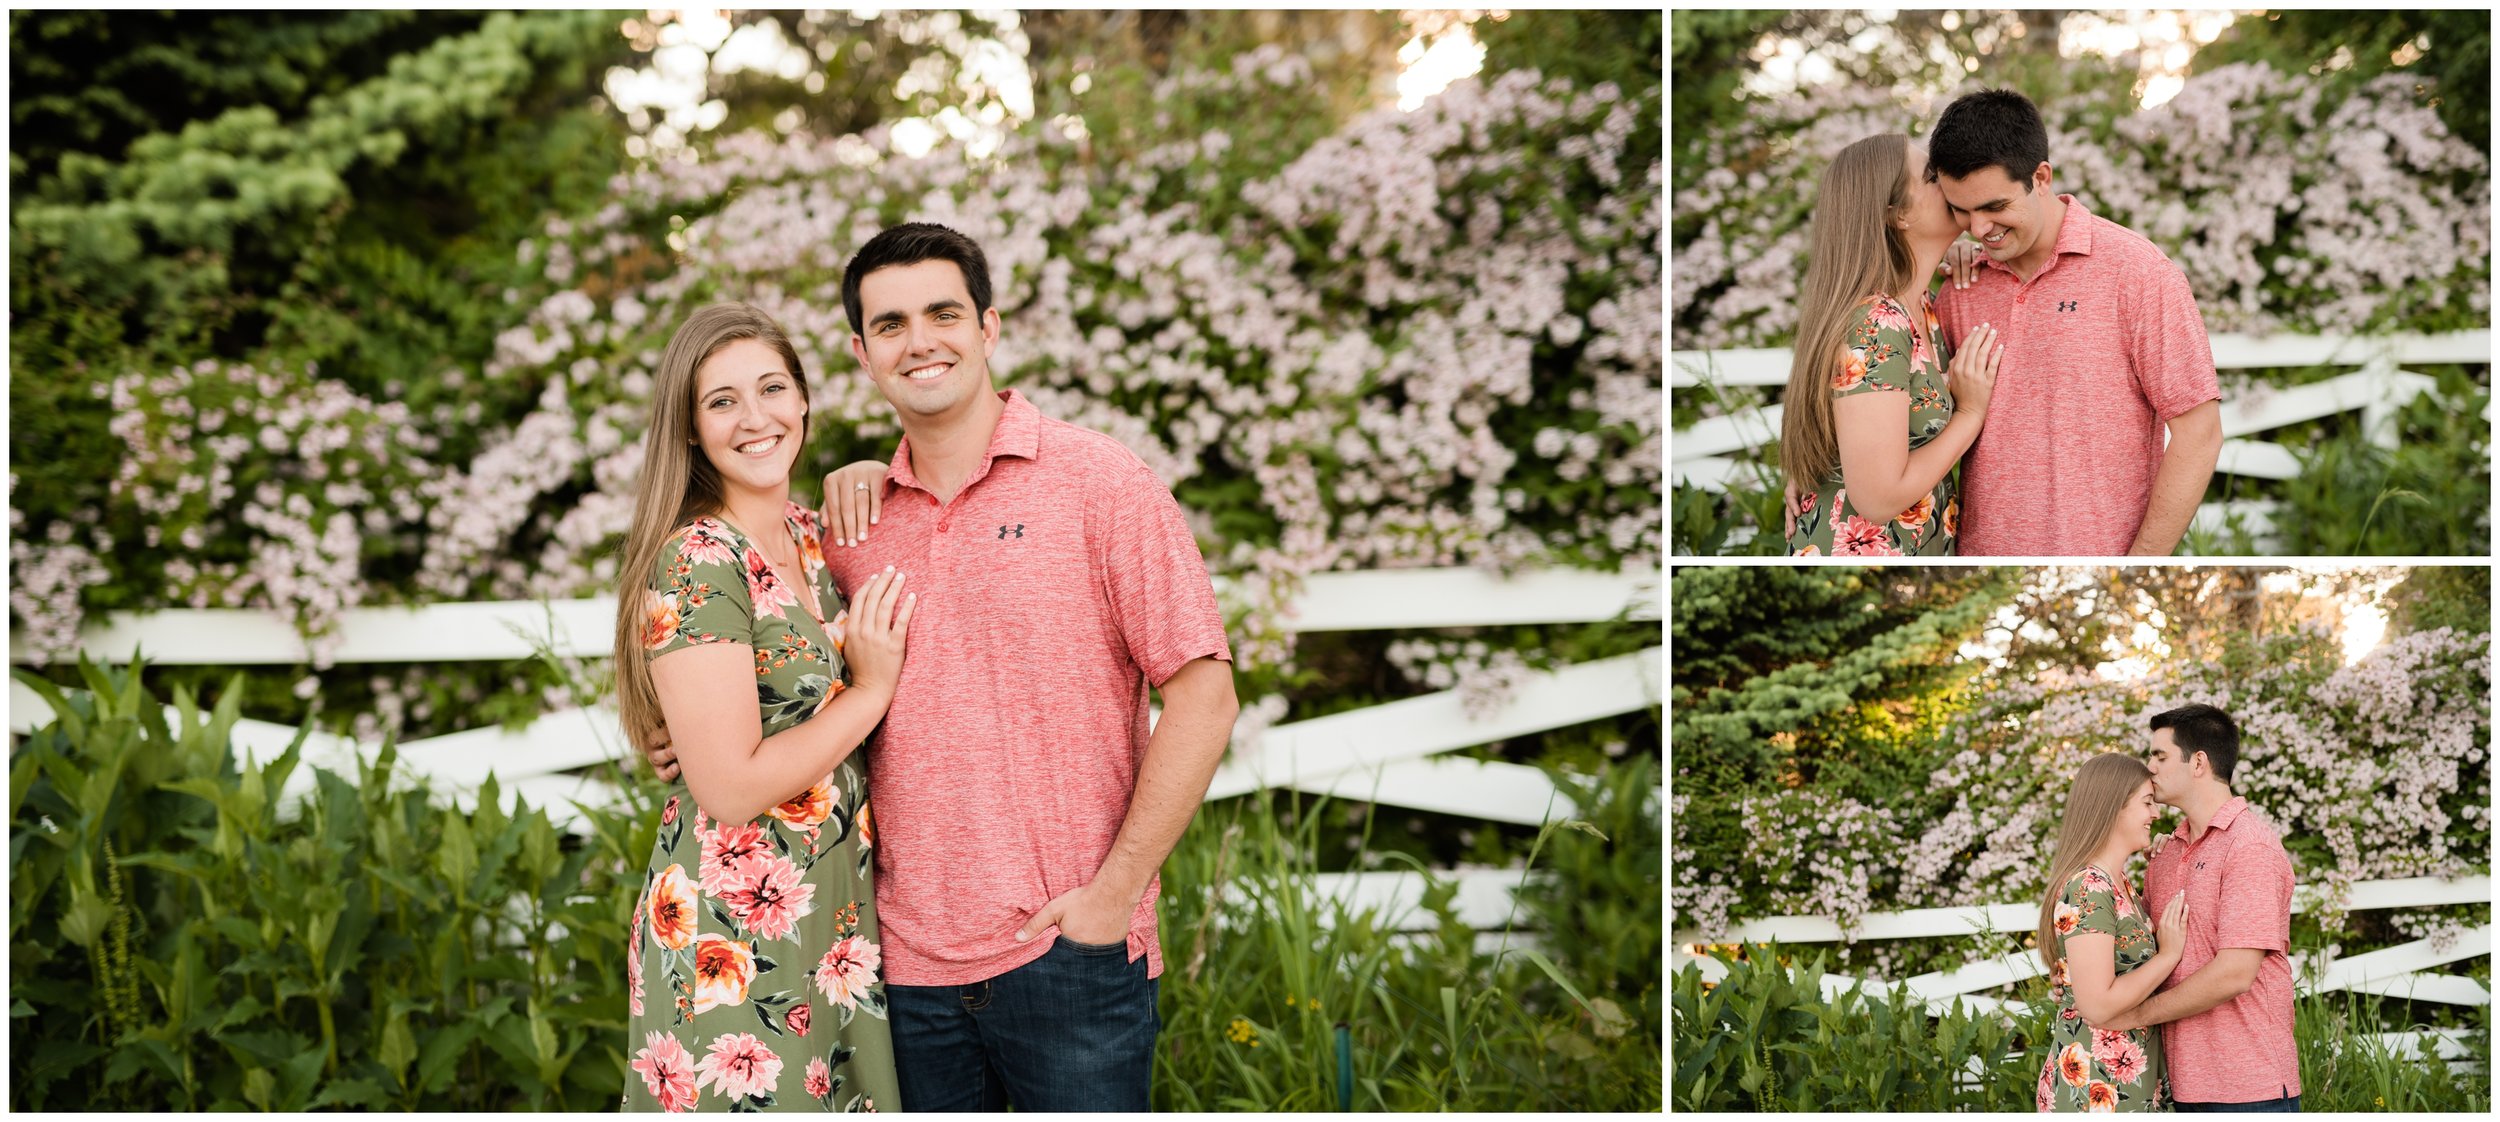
[612,223,1241,1111]
[2037,705,2300,1113]
[1782,88,2226,557]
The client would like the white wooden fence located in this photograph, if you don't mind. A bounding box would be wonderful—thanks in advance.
[10,565,1663,946]
[1671,330,2490,549]
[1673,875,2491,1067]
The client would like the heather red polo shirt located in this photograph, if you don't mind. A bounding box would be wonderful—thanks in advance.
[821,388,1234,987]
[2142,796,2300,1104]
[1934,195,2220,556]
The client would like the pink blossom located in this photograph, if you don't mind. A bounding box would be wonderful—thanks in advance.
[815,935,882,1008]
[631,1031,699,1111]
[719,853,816,941]
[693,1031,782,1102]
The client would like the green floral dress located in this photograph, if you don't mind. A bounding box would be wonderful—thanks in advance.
[1786,292,1961,556]
[2038,865,2167,1113]
[624,504,897,1113]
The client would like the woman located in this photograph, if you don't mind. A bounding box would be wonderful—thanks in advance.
[2036,753,2189,1113]
[1781,133,2006,556]
[613,303,916,1112]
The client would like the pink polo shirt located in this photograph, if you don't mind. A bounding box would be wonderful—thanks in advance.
[822,389,1234,986]
[2141,796,2299,1104]
[1934,195,2220,556]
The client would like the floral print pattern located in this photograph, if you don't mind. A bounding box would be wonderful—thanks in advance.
[1787,292,1962,556]
[624,503,895,1113]
[2038,865,2167,1112]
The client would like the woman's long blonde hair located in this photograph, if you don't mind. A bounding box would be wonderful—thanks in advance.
[2036,753,2154,969]
[612,303,812,760]
[1780,133,1919,493]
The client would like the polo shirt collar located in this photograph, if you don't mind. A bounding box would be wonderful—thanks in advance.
[884,388,1040,493]
[1975,193,2096,275]
[2206,794,2251,833]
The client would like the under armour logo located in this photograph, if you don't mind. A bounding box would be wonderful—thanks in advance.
[2056,301,2079,312]
[998,524,1024,539]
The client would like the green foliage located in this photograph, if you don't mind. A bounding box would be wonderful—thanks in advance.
[11,660,1661,1110]
[1671,947,2029,1111]
[2193,10,2490,153]
[1479,9,1661,175]
[1670,566,2013,794]
[2265,368,2491,556]
[1672,945,2488,1111]
[8,11,491,191]
[11,9,635,561]
[2383,564,2492,638]
[13,9,625,337]
[9,657,657,1110]
[1156,780,1660,1110]
[1669,11,1804,200]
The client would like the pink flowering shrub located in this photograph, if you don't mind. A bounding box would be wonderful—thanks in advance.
[14,54,1661,714]
[1675,65,2489,351]
[17,360,443,667]
[1673,625,2490,976]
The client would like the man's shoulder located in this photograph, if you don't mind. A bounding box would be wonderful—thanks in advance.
[2084,212,2186,274]
[1032,411,1171,494]
[2221,802,2290,849]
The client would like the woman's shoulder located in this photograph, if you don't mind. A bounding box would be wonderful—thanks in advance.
[1852,292,1915,325]
[2063,864,2121,897]
[661,517,745,570]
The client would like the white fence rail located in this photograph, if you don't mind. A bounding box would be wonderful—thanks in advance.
[1672,876,2491,1065]
[11,566,1664,937]
[1670,330,2489,547]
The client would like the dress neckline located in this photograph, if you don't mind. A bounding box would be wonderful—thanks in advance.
[706,503,828,627]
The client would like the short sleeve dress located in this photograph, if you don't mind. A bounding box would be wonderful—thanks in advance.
[2037,865,2167,1113]
[623,503,899,1113]
[1785,293,1961,556]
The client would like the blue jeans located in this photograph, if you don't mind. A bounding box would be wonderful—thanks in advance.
[887,936,1160,1111]
[2177,1087,2301,1112]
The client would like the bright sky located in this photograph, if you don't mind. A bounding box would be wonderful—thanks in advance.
[605,9,1493,160]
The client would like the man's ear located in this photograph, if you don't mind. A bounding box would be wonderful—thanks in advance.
[850,333,869,370]
[2032,161,2054,195]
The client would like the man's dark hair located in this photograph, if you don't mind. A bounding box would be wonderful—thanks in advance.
[2150,704,2240,782]
[1926,88,2051,189]
[841,222,994,338]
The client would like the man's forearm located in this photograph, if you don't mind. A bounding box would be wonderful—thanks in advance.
[2106,957,2253,1031]
[2129,401,2223,555]
[1092,659,1240,902]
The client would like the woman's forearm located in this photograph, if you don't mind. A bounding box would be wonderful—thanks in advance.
[682,683,893,824]
[1844,411,1982,524]
[2081,950,2179,1027]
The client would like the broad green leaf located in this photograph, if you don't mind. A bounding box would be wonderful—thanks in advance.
[437,812,477,899]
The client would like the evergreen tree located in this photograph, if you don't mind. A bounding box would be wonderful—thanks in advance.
[1671,567,2014,799]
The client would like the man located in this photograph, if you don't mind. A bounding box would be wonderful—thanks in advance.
[1926,88,2225,555]
[651,222,1240,1111]
[2103,704,2301,1112]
